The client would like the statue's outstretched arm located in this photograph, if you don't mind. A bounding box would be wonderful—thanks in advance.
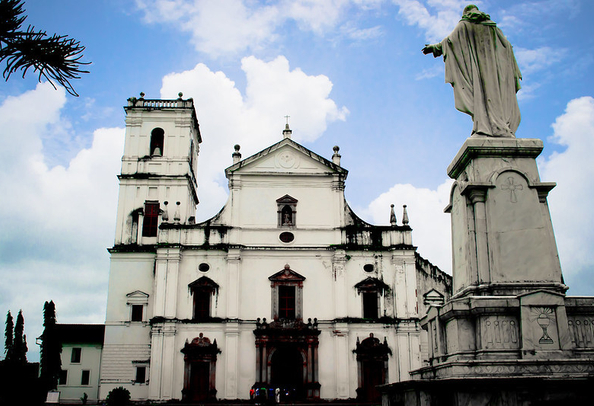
[422,43,443,57]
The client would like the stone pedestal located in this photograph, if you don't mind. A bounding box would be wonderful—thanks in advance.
[445,137,565,297]
[380,137,594,406]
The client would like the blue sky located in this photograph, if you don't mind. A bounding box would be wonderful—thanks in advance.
[1,0,593,361]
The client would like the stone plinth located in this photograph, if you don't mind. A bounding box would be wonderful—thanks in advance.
[445,137,565,297]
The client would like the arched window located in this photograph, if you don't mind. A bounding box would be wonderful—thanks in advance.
[150,127,164,156]
[189,277,219,321]
[276,194,298,227]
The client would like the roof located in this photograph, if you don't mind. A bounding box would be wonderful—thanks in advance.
[224,137,348,177]
[55,324,105,345]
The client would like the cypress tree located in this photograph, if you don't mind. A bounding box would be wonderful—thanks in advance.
[40,301,61,391]
[13,310,27,365]
[4,310,13,362]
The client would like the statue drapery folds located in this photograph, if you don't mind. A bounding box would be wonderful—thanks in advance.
[423,5,522,137]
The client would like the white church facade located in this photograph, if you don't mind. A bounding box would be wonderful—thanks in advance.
[97,96,451,403]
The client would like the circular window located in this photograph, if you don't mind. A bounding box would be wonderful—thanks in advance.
[198,263,210,272]
[363,264,374,273]
[279,232,295,243]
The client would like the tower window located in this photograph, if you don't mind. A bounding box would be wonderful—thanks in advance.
[150,128,164,156]
[131,304,143,322]
[142,201,159,237]
[135,366,147,383]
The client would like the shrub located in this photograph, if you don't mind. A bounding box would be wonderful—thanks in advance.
[106,387,130,406]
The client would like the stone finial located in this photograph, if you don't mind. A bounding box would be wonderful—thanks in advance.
[402,204,409,225]
[174,201,181,223]
[139,92,145,99]
[283,123,292,139]
[332,145,341,165]
[162,201,169,222]
[390,204,397,226]
[178,92,183,99]
[232,144,242,164]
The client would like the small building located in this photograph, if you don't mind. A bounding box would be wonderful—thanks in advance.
[56,324,104,404]
[97,96,452,403]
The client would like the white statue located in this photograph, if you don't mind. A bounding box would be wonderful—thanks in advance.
[423,5,522,137]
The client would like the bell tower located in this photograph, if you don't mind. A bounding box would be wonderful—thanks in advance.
[113,93,201,245]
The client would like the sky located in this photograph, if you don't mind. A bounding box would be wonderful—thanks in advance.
[1,0,593,362]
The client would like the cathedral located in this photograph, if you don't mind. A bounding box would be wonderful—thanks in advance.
[84,95,451,403]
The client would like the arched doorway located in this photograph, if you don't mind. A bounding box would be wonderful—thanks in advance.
[181,333,220,402]
[354,333,392,402]
[271,347,304,398]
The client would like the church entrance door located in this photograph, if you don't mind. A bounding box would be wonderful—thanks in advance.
[188,361,210,402]
[271,347,304,398]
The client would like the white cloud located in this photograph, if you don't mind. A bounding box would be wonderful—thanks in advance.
[0,83,124,360]
[358,179,454,273]
[392,0,467,43]
[539,96,594,292]
[160,56,348,221]
[515,47,566,75]
[134,0,386,57]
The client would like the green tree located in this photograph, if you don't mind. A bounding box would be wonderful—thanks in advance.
[3,311,13,361]
[40,300,61,391]
[0,0,90,96]
[12,310,27,365]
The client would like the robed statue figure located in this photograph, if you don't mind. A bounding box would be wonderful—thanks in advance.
[423,5,522,137]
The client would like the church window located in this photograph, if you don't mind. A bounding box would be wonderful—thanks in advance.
[279,232,294,243]
[71,347,81,363]
[189,277,219,321]
[150,127,164,156]
[135,366,147,383]
[276,195,298,227]
[126,290,149,322]
[142,201,159,237]
[269,265,305,321]
[58,370,68,385]
[131,304,143,322]
[363,264,374,273]
[198,263,210,272]
[278,286,296,319]
[81,370,90,386]
[355,277,389,321]
[362,292,379,319]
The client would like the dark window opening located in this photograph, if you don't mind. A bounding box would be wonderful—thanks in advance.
[142,202,159,237]
[71,347,81,363]
[363,264,374,273]
[279,285,296,319]
[58,370,67,385]
[131,304,143,322]
[362,292,379,319]
[81,370,90,386]
[198,263,210,272]
[135,366,146,383]
[194,289,211,321]
[279,232,294,243]
[150,128,164,156]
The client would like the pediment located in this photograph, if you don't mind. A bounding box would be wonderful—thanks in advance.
[269,264,306,282]
[126,290,149,304]
[225,138,347,177]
